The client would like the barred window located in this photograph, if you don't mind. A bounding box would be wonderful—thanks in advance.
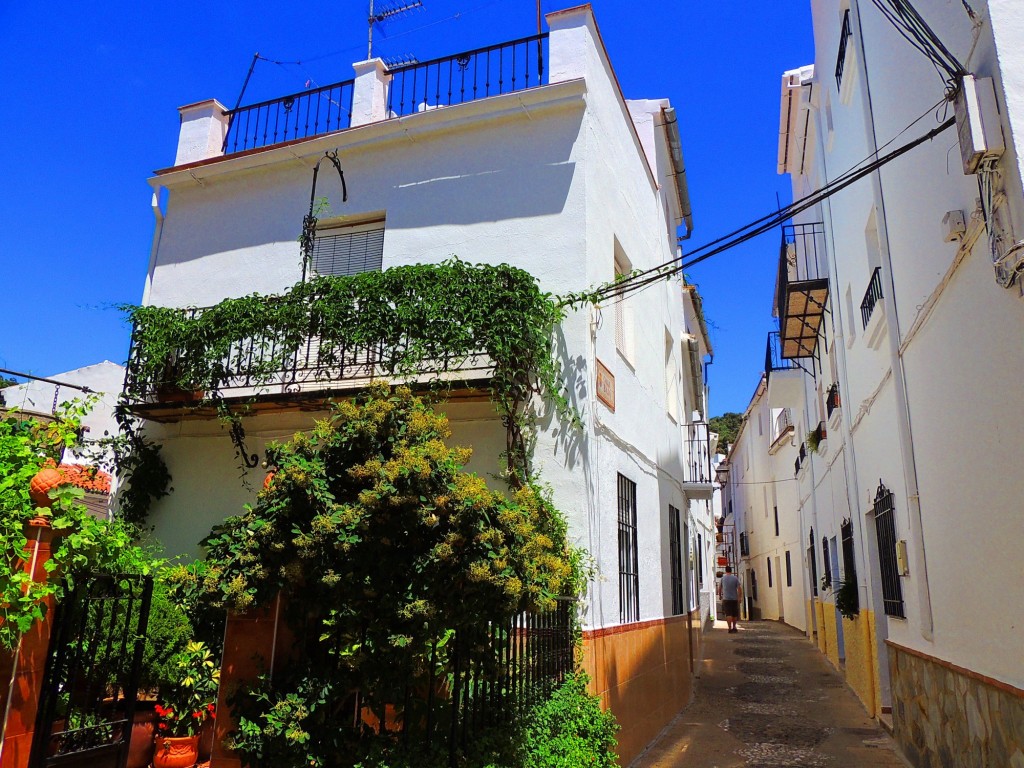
[872,482,905,618]
[617,474,640,623]
[808,528,818,597]
[785,550,792,587]
[821,537,832,589]
[668,505,684,616]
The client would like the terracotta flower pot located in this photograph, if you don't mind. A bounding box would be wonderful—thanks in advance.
[30,466,66,507]
[153,734,200,768]
[126,702,157,768]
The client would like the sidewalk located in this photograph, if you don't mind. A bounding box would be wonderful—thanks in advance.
[631,620,909,768]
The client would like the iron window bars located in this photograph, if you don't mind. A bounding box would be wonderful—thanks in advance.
[809,528,819,596]
[872,482,906,618]
[826,382,841,417]
[617,474,640,624]
[668,505,685,616]
[835,8,853,91]
[860,266,884,329]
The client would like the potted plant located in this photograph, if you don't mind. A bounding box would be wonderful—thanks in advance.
[154,642,219,768]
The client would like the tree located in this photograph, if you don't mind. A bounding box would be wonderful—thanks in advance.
[708,412,743,454]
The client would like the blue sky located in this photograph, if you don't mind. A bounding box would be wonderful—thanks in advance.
[0,1,813,415]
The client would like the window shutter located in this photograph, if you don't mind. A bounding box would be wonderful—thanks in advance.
[312,222,385,277]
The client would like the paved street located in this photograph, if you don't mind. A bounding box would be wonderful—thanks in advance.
[632,620,909,768]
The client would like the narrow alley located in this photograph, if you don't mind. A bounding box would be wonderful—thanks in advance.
[634,621,907,768]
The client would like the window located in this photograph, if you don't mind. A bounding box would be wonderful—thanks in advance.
[739,532,749,557]
[614,246,635,364]
[665,332,679,422]
[785,550,793,587]
[835,8,853,92]
[617,474,640,623]
[840,518,857,585]
[872,482,905,618]
[312,218,385,276]
[773,506,780,537]
[697,532,704,587]
[767,558,773,588]
[668,505,684,616]
[821,537,832,589]
[809,528,818,597]
[749,569,758,602]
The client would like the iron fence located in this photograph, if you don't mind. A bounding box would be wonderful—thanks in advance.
[776,222,828,321]
[386,34,548,118]
[222,78,355,155]
[860,266,884,329]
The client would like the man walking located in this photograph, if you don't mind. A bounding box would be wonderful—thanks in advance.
[721,566,742,633]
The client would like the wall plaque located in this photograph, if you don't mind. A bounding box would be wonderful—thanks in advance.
[596,358,615,412]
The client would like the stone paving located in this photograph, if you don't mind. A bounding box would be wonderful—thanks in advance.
[631,620,909,768]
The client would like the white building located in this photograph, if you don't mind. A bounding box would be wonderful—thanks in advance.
[126,6,714,763]
[755,1,1024,764]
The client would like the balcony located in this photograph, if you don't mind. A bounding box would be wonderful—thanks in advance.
[776,223,829,359]
[768,408,794,454]
[860,267,887,349]
[794,442,808,476]
[826,382,841,418]
[683,434,714,499]
[835,9,853,91]
[221,34,549,156]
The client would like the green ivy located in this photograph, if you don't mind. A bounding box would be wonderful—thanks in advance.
[122,259,570,490]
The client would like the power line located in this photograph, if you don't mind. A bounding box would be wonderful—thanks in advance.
[582,116,955,305]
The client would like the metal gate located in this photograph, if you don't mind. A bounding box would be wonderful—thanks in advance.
[29,573,152,768]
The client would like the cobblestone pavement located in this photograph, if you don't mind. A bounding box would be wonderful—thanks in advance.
[631,620,909,768]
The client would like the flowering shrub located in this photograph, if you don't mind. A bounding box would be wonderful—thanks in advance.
[156,641,219,737]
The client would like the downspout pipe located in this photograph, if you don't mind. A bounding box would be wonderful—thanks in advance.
[663,107,694,240]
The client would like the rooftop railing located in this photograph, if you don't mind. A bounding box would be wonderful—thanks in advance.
[386,33,548,118]
[765,331,799,381]
[220,33,548,156]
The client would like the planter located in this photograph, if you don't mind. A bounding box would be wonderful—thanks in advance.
[156,385,204,404]
[126,702,157,768]
[153,735,200,768]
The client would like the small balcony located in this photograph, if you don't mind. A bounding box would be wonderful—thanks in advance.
[826,382,841,418]
[776,223,829,359]
[794,442,808,476]
[683,434,714,499]
[768,408,794,454]
[860,267,887,349]
[835,9,853,91]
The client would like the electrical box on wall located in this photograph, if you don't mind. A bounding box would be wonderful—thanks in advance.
[942,210,966,242]
[955,74,1005,174]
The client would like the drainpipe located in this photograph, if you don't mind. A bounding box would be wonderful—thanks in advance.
[851,0,934,641]
[663,107,694,240]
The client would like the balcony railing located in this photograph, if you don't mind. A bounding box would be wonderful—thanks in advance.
[124,297,490,404]
[860,266,883,329]
[770,408,794,452]
[223,79,356,155]
[795,442,807,476]
[220,33,548,156]
[776,222,829,359]
[835,8,853,91]
[765,331,798,381]
[684,435,713,486]
[812,420,826,447]
[826,382,841,417]
[387,33,548,118]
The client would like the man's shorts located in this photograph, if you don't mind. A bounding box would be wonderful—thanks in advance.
[722,599,739,618]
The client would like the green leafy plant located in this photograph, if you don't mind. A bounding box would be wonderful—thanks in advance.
[834,578,860,620]
[156,641,219,737]
[0,404,156,651]
[806,429,821,453]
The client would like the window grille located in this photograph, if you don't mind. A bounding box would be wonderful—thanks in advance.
[774,506,780,537]
[697,532,704,588]
[668,504,684,616]
[312,220,385,277]
[767,558,773,588]
[809,528,818,596]
[785,550,792,587]
[872,482,905,617]
[840,517,857,584]
[749,569,758,601]
[617,474,640,623]
[835,8,852,90]
[739,532,749,556]
[821,537,832,589]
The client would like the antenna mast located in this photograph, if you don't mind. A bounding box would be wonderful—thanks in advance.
[368,0,424,59]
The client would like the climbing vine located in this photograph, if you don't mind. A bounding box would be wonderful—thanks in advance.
[122,259,569,490]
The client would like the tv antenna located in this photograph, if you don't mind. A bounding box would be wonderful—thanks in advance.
[368,0,424,59]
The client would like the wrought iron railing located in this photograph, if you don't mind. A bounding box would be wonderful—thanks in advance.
[860,266,884,329]
[812,420,826,447]
[222,78,356,154]
[386,33,548,118]
[773,408,794,442]
[765,331,798,380]
[835,8,853,90]
[124,298,491,402]
[776,222,828,322]
[872,482,905,618]
[826,382,841,417]
[684,434,713,485]
[795,442,807,476]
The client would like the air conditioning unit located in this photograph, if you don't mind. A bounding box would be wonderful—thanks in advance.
[955,74,1004,174]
